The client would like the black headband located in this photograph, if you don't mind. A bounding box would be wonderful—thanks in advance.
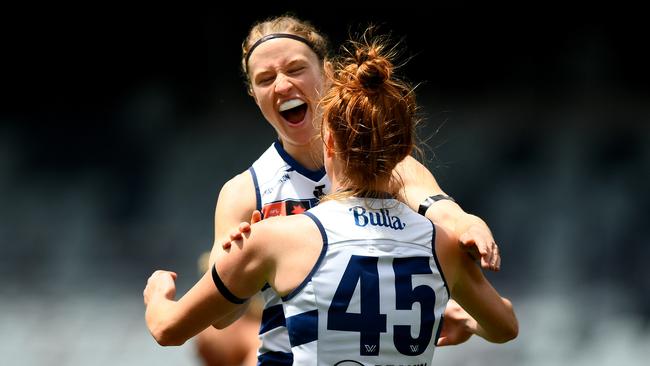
[244,33,314,73]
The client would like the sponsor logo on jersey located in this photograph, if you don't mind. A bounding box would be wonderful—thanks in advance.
[364,344,377,353]
[313,184,326,199]
[262,199,314,218]
[349,206,406,230]
[278,173,290,184]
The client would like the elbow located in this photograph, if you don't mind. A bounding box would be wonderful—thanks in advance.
[497,298,519,343]
[152,326,187,347]
[149,321,188,347]
[506,320,519,342]
[491,320,518,343]
[488,309,519,344]
[483,299,519,344]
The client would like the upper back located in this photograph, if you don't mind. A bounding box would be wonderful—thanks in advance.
[282,198,450,366]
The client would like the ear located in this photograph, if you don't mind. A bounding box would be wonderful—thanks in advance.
[323,60,334,74]
[324,128,336,158]
[322,60,334,88]
[249,87,259,105]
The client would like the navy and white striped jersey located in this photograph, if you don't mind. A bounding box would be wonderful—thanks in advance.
[283,198,449,366]
[249,141,330,365]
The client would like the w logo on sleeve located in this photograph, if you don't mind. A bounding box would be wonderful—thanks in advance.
[364,344,377,353]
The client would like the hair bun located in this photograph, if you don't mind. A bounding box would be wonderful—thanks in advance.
[355,49,391,91]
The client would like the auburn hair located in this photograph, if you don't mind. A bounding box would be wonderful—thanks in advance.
[320,30,419,199]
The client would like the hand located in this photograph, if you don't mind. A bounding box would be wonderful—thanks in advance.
[222,210,262,249]
[459,225,500,271]
[437,299,475,346]
[143,270,178,306]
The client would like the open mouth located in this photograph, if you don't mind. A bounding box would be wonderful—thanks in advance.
[279,99,308,125]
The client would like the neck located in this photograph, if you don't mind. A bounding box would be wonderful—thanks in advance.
[328,163,393,197]
[280,139,324,171]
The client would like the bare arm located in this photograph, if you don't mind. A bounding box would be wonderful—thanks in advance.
[209,171,257,266]
[144,269,248,346]
[394,156,500,271]
[205,171,258,327]
[144,220,276,346]
[144,216,321,347]
[435,224,518,343]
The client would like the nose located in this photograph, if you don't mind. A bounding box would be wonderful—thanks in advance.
[274,74,293,94]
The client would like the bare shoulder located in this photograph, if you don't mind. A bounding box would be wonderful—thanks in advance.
[255,214,321,239]
[209,170,257,264]
[218,170,255,203]
[248,214,322,253]
[215,170,256,220]
[247,214,324,295]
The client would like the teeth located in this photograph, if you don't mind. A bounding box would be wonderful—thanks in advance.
[279,99,305,112]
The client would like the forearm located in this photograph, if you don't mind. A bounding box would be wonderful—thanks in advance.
[453,274,518,344]
[145,269,249,345]
[210,300,251,329]
[429,202,491,238]
[146,298,186,346]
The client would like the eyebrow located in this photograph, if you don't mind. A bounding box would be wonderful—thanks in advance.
[252,58,309,79]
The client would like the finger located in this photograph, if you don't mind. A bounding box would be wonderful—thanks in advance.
[481,255,491,270]
[494,244,501,271]
[481,239,495,270]
[483,241,496,271]
[460,232,487,259]
[459,232,473,247]
[470,235,495,270]
[230,229,243,241]
[222,240,232,249]
[474,234,489,257]
[251,210,262,224]
[463,242,481,262]
[437,336,450,347]
[169,271,178,280]
[239,222,252,233]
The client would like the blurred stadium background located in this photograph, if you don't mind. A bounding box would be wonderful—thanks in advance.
[1,5,648,366]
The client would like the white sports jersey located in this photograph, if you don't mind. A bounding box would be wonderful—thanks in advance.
[250,141,330,365]
[283,198,449,366]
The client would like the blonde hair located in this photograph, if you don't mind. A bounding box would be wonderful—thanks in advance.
[241,15,330,92]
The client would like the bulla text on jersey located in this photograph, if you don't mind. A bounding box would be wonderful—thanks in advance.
[349,206,406,230]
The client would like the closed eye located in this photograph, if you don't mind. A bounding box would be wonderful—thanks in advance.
[287,66,306,75]
[256,74,275,86]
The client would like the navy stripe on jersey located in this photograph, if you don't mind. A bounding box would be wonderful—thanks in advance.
[273,141,326,182]
[286,309,318,347]
[260,304,286,335]
[212,265,248,304]
[428,219,450,298]
[257,351,293,365]
[434,314,445,346]
[248,167,262,212]
[282,211,328,301]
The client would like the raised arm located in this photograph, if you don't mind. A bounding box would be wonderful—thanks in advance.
[435,223,518,343]
[394,156,500,271]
